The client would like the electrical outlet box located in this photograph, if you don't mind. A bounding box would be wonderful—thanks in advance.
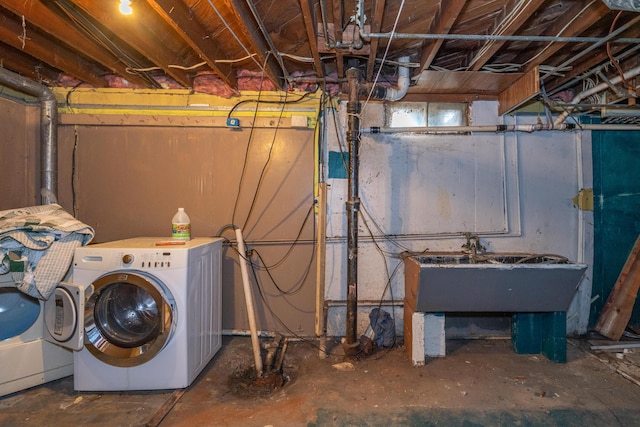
[226,117,240,127]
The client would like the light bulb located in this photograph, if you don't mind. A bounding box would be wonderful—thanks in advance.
[119,0,132,15]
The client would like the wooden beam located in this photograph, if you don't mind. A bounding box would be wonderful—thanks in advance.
[300,0,325,78]
[145,0,236,88]
[67,0,193,87]
[227,0,285,89]
[0,10,107,86]
[331,0,344,78]
[419,0,466,73]
[366,0,386,82]
[498,66,539,115]
[0,42,60,83]
[596,234,640,341]
[522,1,611,73]
[468,0,547,71]
[412,70,524,95]
[545,24,640,93]
[1,0,150,87]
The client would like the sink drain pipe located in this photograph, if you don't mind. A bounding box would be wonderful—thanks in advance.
[0,68,58,205]
[235,227,263,376]
[344,67,362,352]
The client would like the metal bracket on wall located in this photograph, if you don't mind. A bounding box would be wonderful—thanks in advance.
[573,188,594,211]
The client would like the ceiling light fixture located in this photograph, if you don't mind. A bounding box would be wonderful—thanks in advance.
[119,0,133,15]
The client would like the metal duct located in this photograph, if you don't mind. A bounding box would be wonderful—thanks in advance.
[602,0,640,11]
[0,68,58,205]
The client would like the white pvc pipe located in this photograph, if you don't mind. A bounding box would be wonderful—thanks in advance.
[554,64,640,126]
[235,228,263,376]
[384,56,411,101]
[361,123,640,134]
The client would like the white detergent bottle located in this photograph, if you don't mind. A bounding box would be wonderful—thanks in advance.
[171,208,191,241]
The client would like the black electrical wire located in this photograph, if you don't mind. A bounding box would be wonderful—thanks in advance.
[327,95,420,254]
[71,126,79,217]
[241,90,290,231]
[249,204,314,271]
[227,91,314,120]
[231,63,267,228]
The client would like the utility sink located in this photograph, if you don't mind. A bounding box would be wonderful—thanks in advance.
[404,252,588,313]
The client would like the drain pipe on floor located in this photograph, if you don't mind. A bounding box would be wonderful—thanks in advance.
[0,68,58,205]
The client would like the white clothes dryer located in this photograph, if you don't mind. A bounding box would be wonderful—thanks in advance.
[0,273,73,397]
[45,237,223,391]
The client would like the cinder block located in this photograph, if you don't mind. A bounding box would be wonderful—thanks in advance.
[407,311,446,366]
[424,313,446,358]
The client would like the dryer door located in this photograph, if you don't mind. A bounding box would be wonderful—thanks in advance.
[83,272,175,368]
[43,281,89,351]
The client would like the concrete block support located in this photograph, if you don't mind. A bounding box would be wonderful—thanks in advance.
[408,312,446,366]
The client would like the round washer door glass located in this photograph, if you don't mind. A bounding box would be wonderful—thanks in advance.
[85,272,175,367]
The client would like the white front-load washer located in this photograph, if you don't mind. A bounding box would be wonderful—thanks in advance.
[46,237,223,391]
[0,273,73,397]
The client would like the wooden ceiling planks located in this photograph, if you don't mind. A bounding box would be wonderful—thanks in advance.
[227,0,286,88]
[366,0,386,81]
[146,0,237,87]
[299,0,325,78]
[66,0,197,87]
[412,70,524,95]
[418,0,466,74]
[466,0,547,71]
[521,0,612,74]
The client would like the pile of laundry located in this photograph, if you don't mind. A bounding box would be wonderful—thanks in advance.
[0,204,94,300]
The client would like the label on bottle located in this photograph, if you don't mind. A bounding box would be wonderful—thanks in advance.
[172,223,191,240]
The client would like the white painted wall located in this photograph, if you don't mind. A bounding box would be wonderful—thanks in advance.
[322,100,593,337]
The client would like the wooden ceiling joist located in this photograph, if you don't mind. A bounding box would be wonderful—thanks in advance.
[146,0,237,87]
[1,0,150,87]
[228,0,285,89]
[331,0,344,78]
[66,0,193,87]
[521,1,611,73]
[0,43,60,83]
[0,9,107,86]
[418,0,465,73]
[467,0,547,71]
[366,0,386,81]
[300,0,325,79]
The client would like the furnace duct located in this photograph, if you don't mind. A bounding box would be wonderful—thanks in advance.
[0,68,58,205]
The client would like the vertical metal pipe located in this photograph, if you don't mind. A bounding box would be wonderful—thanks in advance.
[345,67,361,345]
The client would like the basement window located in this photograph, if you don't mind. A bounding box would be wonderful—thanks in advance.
[386,102,467,128]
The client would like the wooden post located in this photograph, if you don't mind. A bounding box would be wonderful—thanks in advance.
[595,234,640,340]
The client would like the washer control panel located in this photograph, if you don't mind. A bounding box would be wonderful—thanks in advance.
[120,251,174,269]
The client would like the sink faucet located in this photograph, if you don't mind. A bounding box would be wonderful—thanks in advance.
[462,232,485,256]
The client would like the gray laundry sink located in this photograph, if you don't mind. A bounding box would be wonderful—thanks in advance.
[404,252,588,313]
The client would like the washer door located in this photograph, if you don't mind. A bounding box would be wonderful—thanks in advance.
[84,272,175,367]
[43,281,89,350]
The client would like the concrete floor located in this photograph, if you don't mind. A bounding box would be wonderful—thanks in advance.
[1,336,640,426]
